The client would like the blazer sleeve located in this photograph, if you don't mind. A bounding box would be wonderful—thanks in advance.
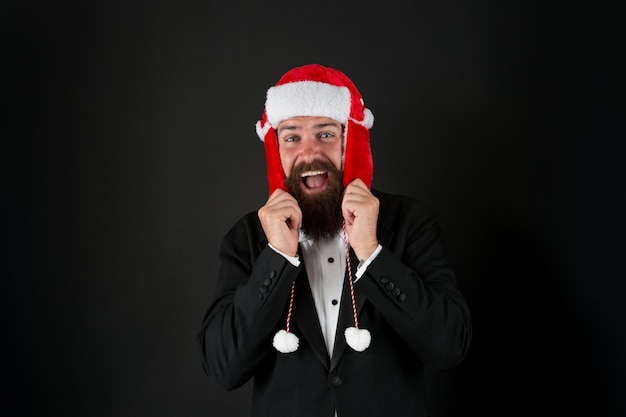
[357,193,472,370]
[197,214,302,390]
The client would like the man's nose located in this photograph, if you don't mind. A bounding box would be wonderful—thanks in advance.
[299,136,322,163]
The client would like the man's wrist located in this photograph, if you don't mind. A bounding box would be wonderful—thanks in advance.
[268,243,300,267]
[355,244,382,280]
[355,241,380,262]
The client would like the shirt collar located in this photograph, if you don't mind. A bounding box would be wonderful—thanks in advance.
[299,229,344,243]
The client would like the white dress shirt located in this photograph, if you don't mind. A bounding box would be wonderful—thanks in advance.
[299,233,346,355]
[270,231,382,356]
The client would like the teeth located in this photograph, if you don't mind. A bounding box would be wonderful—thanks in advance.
[301,170,326,178]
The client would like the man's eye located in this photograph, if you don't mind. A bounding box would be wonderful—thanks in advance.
[320,132,334,139]
[283,136,297,143]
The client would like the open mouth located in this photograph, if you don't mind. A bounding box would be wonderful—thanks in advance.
[300,170,330,194]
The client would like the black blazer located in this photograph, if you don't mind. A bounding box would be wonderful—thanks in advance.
[198,190,472,417]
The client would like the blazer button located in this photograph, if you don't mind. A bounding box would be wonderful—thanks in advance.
[385,282,395,290]
[269,270,276,279]
[330,376,343,387]
[398,293,407,302]
[380,277,389,284]
[392,288,401,296]
[263,278,272,286]
[260,286,269,294]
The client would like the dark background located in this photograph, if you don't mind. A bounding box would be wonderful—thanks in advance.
[6,0,625,416]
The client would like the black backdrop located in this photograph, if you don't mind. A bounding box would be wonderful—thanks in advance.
[6,1,625,416]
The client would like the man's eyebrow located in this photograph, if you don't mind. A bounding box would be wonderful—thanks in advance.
[277,125,301,134]
[278,122,341,134]
[313,122,342,130]
[277,122,341,134]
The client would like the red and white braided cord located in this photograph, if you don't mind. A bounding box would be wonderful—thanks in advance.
[342,223,359,329]
[285,280,296,333]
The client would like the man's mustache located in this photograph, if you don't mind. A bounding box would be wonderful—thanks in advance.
[289,159,340,179]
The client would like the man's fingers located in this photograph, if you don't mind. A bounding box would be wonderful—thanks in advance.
[260,189,302,229]
[282,206,302,230]
[258,189,302,256]
[342,180,379,216]
[266,188,294,205]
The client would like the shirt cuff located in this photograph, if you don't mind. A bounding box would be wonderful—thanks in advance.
[268,243,301,267]
[355,244,382,280]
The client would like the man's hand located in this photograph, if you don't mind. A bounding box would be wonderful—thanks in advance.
[342,179,379,260]
[258,189,302,257]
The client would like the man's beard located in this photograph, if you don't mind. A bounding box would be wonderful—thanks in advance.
[284,159,344,241]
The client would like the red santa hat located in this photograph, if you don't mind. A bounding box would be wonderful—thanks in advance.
[255,64,374,354]
[255,63,375,195]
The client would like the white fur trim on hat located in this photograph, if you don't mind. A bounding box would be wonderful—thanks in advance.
[265,81,351,128]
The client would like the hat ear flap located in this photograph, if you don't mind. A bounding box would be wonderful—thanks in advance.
[342,120,373,189]
[263,128,288,195]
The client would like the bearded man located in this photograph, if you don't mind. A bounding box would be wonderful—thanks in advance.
[198,64,472,417]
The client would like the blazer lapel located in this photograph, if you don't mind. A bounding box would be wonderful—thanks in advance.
[330,247,367,370]
[262,237,330,368]
[292,266,331,369]
[330,222,394,370]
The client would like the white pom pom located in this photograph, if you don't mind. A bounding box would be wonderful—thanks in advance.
[345,327,371,352]
[273,330,299,353]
